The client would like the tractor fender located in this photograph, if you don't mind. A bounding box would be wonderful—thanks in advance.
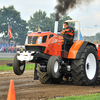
[67,41,96,59]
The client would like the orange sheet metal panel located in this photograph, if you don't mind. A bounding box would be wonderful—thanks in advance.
[68,41,84,59]
[44,35,63,57]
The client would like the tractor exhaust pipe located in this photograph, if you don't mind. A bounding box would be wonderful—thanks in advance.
[54,12,59,34]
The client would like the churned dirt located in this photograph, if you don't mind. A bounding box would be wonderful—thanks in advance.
[0,60,13,65]
[0,60,100,100]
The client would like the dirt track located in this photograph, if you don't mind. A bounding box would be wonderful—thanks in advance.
[1,60,100,100]
[0,60,13,65]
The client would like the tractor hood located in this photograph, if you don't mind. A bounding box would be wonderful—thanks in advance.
[28,31,55,37]
[25,31,55,46]
[25,31,64,54]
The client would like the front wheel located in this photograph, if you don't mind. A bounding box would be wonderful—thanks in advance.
[71,45,99,86]
[36,64,62,84]
[13,54,25,75]
[36,56,62,84]
[47,56,61,79]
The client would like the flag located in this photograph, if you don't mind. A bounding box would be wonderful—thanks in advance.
[80,32,83,40]
[38,26,41,33]
[8,25,12,39]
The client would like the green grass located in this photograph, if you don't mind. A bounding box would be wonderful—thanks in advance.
[0,64,35,71]
[0,58,13,60]
[50,93,100,100]
[25,64,35,70]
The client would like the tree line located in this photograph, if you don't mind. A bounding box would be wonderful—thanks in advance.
[1,5,99,45]
[0,5,73,45]
[83,32,100,43]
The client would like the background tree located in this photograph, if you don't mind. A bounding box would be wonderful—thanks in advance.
[0,5,28,45]
[28,10,74,33]
[28,10,47,32]
[0,7,75,45]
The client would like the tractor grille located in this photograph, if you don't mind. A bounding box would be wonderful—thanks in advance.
[28,36,38,44]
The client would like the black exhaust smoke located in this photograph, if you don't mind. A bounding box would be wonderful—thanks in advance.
[54,0,93,33]
[55,0,93,15]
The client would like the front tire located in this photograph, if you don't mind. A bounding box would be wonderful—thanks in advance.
[47,56,61,79]
[13,54,25,75]
[36,56,62,84]
[71,45,99,86]
[37,64,62,84]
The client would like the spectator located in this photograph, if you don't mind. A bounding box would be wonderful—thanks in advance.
[0,46,5,52]
[20,46,23,51]
[23,47,25,51]
[8,46,11,52]
[16,47,20,51]
[13,47,16,53]
[11,46,14,52]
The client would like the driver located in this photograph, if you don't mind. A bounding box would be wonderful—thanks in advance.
[61,22,74,42]
[60,22,74,50]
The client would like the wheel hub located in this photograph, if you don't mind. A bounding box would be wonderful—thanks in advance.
[20,62,24,70]
[87,63,90,70]
[54,61,59,73]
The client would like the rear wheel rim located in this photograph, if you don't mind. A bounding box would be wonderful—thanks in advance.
[54,61,59,73]
[85,53,96,80]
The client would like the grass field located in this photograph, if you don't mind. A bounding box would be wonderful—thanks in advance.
[0,64,35,71]
[0,58,13,60]
[50,93,100,100]
[0,58,35,71]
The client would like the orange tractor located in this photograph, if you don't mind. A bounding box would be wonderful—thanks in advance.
[13,20,99,86]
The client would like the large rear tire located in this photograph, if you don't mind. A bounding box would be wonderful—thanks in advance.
[13,54,25,75]
[71,45,99,86]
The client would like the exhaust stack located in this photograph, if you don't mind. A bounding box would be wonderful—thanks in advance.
[54,12,59,34]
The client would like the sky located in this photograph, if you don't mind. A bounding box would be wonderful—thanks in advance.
[0,0,100,36]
